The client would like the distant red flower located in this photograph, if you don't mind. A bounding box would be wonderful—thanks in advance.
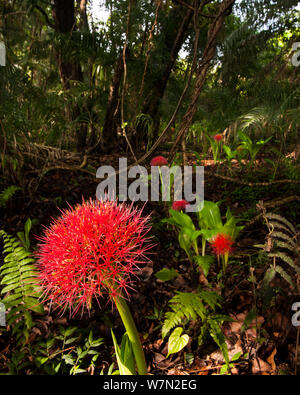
[210,233,233,257]
[150,156,168,166]
[172,200,188,211]
[213,134,223,142]
[36,199,153,317]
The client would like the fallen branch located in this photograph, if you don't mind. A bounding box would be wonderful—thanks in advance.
[205,168,300,186]
[245,195,300,228]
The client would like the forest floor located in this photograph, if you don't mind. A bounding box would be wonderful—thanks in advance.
[0,150,300,375]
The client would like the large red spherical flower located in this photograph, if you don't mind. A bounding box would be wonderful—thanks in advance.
[210,233,234,257]
[150,156,168,166]
[36,199,153,317]
[172,200,188,211]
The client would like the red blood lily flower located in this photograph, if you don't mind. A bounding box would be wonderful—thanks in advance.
[150,156,168,166]
[172,200,188,211]
[210,233,234,257]
[36,199,153,317]
[213,134,223,142]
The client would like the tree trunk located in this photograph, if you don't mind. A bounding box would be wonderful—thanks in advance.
[52,0,87,151]
[101,53,124,152]
[169,0,236,162]
[137,4,194,148]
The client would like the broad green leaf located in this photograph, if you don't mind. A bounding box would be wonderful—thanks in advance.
[198,201,222,229]
[169,209,195,230]
[155,268,179,282]
[111,329,135,375]
[120,333,136,375]
[167,327,189,357]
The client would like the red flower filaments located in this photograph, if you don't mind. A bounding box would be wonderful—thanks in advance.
[210,233,234,274]
[36,199,152,317]
[150,156,168,166]
[213,134,223,142]
[172,200,188,211]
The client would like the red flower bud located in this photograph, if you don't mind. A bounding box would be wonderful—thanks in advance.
[172,200,188,211]
[150,156,168,166]
[213,134,223,142]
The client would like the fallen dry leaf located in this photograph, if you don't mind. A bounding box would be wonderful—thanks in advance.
[251,357,271,374]
[266,348,277,371]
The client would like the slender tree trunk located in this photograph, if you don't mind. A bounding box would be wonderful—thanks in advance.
[137,5,194,148]
[169,0,236,162]
[52,0,87,151]
[101,53,125,152]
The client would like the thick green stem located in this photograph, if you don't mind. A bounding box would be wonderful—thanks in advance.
[114,296,147,375]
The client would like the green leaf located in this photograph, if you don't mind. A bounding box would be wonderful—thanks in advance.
[24,297,44,314]
[231,352,241,362]
[167,327,189,357]
[241,308,257,332]
[111,329,135,375]
[1,272,20,284]
[62,354,75,365]
[155,268,179,282]
[178,228,194,256]
[194,255,214,277]
[198,201,223,230]
[169,209,195,230]
[120,333,136,375]
[65,337,78,345]
[65,327,78,337]
[24,218,32,239]
[208,318,229,368]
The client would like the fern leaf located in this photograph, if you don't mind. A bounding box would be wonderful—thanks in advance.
[270,231,296,247]
[268,252,300,274]
[266,213,296,234]
[268,221,295,236]
[275,241,296,253]
[274,265,294,288]
[0,230,43,342]
[0,186,21,208]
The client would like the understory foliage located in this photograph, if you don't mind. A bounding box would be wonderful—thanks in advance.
[0,230,43,344]
[161,290,234,369]
[256,211,300,291]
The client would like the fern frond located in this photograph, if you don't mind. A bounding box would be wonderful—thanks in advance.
[274,265,294,288]
[0,186,21,208]
[162,291,221,339]
[268,252,300,275]
[0,230,43,343]
[270,231,297,248]
[265,213,296,234]
[268,221,295,237]
[274,241,295,253]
